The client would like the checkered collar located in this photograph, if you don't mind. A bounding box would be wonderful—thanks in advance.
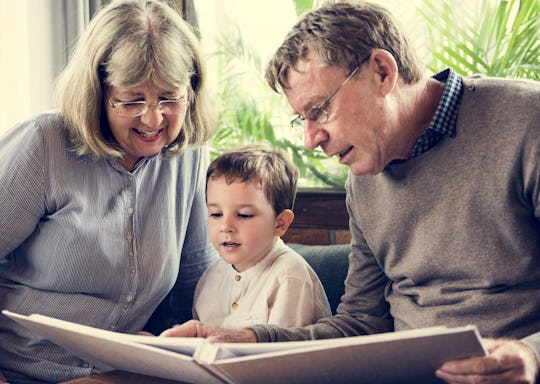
[408,68,463,159]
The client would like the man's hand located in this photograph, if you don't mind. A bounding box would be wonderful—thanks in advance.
[436,338,538,384]
[159,320,257,343]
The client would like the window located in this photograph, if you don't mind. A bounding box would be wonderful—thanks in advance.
[193,0,538,187]
[1,1,33,133]
[0,0,99,136]
[194,0,425,187]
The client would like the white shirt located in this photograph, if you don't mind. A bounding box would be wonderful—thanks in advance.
[193,238,331,328]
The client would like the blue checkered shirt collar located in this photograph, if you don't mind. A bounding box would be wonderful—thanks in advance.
[409,68,463,159]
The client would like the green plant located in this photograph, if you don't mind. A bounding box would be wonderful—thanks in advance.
[209,25,347,187]
[293,0,315,16]
[419,0,539,79]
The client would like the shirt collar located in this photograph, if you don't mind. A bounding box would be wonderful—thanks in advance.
[408,68,463,159]
[428,68,462,138]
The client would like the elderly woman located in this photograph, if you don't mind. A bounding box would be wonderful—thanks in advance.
[0,1,217,382]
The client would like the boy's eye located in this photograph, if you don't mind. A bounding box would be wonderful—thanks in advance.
[209,212,222,218]
[237,213,254,219]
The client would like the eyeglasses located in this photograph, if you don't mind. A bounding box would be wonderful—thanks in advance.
[290,64,362,129]
[108,97,189,117]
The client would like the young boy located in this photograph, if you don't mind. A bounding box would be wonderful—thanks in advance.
[194,142,331,328]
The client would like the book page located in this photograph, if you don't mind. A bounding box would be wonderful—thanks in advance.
[2,310,223,384]
[213,326,451,357]
[209,326,486,384]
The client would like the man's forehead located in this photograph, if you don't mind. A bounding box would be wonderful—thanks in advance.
[284,63,342,113]
[291,51,327,73]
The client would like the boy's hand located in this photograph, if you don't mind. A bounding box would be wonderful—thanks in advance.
[160,320,257,343]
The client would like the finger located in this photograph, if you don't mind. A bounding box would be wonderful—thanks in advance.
[160,327,183,337]
[160,320,200,337]
[440,356,501,374]
[136,331,155,336]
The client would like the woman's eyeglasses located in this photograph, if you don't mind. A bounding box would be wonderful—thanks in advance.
[108,97,189,117]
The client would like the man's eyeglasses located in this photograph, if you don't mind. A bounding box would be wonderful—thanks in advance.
[290,64,362,129]
[108,97,189,117]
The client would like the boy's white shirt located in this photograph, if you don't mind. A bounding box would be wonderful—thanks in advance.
[193,238,331,328]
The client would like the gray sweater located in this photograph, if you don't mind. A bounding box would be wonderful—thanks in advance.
[251,76,540,358]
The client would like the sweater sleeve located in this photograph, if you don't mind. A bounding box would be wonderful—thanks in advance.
[520,96,540,363]
[249,177,394,342]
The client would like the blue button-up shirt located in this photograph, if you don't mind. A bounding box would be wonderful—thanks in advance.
[0,113,217,383]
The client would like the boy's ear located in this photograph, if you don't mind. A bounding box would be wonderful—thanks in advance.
[274,209,294,237]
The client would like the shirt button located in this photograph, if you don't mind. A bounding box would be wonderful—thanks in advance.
[126,294,133,302]
[232,302,238,310]
[234,275,241,281]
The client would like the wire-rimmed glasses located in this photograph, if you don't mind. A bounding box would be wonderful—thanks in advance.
[290,64,362,129]
[108,97,189,117]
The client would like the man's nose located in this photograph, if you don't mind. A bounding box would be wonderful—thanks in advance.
[303,119,328,150]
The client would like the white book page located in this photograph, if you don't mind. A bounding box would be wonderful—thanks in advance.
[2,310,222,384]
[208,326,486,384]
[5,311,204,355]
[148,325,456,359]
[206,325,453,358]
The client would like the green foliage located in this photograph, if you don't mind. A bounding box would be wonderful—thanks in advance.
[293,0,314,16]
[419,0,539,79]
[209,24,347,187]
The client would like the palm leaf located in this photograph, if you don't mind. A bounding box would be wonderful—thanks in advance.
[419,0,539,79]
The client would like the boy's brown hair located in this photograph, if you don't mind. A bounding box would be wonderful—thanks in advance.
[207,142,298,214]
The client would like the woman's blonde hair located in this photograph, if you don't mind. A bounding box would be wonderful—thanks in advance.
[54,0,215,159]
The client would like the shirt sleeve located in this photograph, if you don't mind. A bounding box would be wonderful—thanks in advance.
[0,119,46,259]
[267,274,324,328]
[268,278,316,327]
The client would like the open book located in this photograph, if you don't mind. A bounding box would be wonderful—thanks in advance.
[3,309,485,384]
